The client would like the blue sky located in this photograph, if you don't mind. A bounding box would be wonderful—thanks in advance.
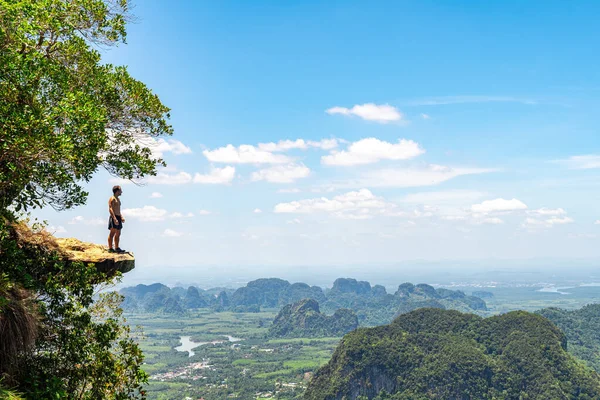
[35,0,600,272]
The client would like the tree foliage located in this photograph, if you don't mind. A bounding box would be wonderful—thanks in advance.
[0,0,172,398]
[0,0,172,212]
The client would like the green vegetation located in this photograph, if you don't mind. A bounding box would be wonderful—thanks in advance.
[1,0,171,398]
[537,303,600,372]
[269,299,358,338]
[304,308,600,400]
[124,310,337,399]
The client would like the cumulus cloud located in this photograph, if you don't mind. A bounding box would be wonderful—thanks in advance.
[47,225,67,234]
[326,103,403,123]
[278,188,301,194]
[528,208,566,216]
[470,198,528,214]
[251,164,310,183]
[122,206,168,222]
[273,189,403,220]
[480,217,505,225]
[193,166,235,184]
[554,155,600,170]
[257,138,339,152]
[322,138,424,166]
[596,220,600,225]
[147,171,193,185]
[68,216,105,226]
[149,192,163,198]
[546,216,574,225]
[169,212,195,218]
[523,216,574,229]
[150,138,192,157]
[162,228,184,237]
[254,209,263,214]
[128,133,192,159]
[203,144,291,164]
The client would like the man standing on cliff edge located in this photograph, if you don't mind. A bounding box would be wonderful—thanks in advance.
[108,185,126,253]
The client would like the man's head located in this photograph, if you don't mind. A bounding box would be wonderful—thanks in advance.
[112,185,122,196]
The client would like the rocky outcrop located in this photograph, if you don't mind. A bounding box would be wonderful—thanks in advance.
[10,222,135,276]
[54,238,134,275]
[269,299,358,338]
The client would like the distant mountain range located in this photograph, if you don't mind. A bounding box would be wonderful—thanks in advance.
[119,278,488,326]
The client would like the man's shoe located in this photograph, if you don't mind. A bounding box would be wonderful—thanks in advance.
[115,247,125,253]
[108,248,116,253]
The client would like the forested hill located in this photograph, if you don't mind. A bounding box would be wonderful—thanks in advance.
[120,278,488,325]
[537,303,600,372]
[304,308,600,400]
[269,299,358,338]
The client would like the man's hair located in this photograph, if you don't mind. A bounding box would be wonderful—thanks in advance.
[112,185,121,194]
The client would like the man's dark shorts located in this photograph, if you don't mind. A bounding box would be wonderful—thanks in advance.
[108,215,123,230]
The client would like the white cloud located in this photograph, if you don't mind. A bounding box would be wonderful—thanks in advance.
[442,215,467,221]
[257,138,339,152]
[68,216,105,226]
[278,188,301,194]
[420,113,431,120]
[471,198,527,214]
[523,216,574,229]
[169,212,194,219]
[326,103,403,123]
[528,208,566,216]
[254,209,263,214]
[274,189,398,220]
[351,165,494,188]
[595,220,600,225]
[546,216,574,225]
[47,225,67,234]
[151,138,192,157]
[251,164,310,183]
[203,144,291,164]
[322,138,424,166]
[554,155,600,170]
[193,166,235,184]
[147,171,193,185]
[162,228,184,237]
[480,217,505,225]
[106,130,192,160]
[122,206,168,222]
[198,210,211,215]
[149,192,163,198]
[131,134,192,159]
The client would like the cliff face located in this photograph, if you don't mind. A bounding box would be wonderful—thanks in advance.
[304,308,600,400]
[269,299,358,338]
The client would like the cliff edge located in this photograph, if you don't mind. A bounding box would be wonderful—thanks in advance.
[9,222,135,276]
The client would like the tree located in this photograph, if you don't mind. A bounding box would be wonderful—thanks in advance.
[0,0,172,398]
[0,0,172,212]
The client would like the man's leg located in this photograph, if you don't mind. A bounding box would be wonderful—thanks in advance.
[108,228,116,249]
[115,229,121,250]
